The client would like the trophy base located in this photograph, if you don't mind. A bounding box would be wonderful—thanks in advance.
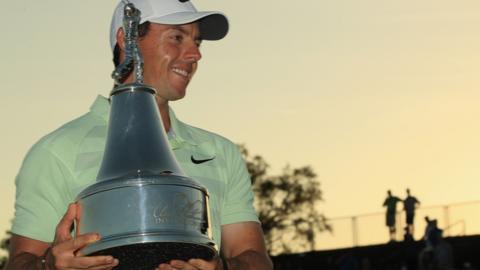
[91,242,216,270]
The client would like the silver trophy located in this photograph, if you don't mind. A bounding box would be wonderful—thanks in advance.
[75,3,217,269]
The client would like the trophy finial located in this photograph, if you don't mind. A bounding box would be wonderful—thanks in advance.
[111,2,144,86]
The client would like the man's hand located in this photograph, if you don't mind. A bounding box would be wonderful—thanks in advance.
[156,257,222,270]
[154,222,273,270]
[7,203,119,270]
[45,203,119,270]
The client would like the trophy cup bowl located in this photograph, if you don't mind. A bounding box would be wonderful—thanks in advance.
[76,175,217,269]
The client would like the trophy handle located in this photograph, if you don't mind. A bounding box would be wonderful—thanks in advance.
[111,2,144,85]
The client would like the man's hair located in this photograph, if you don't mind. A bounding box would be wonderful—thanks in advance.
[113,22,151,67]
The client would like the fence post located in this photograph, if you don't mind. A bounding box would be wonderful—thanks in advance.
[396,212,403,241]
[352,216,358,247]
[443,205,450,237]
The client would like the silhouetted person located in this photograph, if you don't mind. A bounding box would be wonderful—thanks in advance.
[404,188,420,237]
[403,226,414,242]
[403,225,418,270]
[383,190,402,241]
[423,216,440,250]
[419,216,454,270]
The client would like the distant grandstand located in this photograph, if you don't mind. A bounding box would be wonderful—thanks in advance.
[314,200,480,251]
[272,200,480,270]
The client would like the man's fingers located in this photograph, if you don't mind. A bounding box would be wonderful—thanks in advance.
[169,260,187,268]
[55,203,78,242]
[156,263,176,270]
[188,258,208,269]
[69,255,119,269]
[54,233,100,254]
[188,257,218,270]
[157,259,215,270]
[49,204,118,269]
[171,259,206,270]
[72,233,100,251]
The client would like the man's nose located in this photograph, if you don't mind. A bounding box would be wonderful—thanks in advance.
[184,42,202,63]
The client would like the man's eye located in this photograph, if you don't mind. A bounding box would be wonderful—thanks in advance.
[173,35,183,42]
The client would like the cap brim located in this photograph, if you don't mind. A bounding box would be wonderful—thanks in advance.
[146,11,228,40]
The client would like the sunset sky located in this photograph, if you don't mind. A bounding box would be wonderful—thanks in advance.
[1,0,479,250]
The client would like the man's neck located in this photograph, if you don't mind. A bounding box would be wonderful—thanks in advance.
[157,102,171,132]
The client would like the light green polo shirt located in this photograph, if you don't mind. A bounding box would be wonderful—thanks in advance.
[11,95,258,249]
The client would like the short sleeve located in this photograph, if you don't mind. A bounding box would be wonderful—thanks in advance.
[11,143,73,242]
[221,144,259,225]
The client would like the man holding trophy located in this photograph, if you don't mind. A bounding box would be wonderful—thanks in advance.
[7,0,273,270]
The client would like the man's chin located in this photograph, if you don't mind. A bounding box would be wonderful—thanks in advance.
[153,84,188,103]
[169,90,187,101]
[171,85,188,100]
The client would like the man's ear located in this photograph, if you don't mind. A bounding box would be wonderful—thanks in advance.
[116,28,126,51]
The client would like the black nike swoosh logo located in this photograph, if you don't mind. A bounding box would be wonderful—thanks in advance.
[191,156,216,164]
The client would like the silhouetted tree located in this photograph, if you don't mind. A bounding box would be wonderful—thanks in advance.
[240,146,331,255]
[0,231,10,270]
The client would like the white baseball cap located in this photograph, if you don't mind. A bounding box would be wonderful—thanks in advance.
[110,0,229,51]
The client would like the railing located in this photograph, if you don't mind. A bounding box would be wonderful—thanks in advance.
[312,200,480,251]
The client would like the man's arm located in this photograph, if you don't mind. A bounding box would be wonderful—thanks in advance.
[7,235,49,270]
[220,221,273,270]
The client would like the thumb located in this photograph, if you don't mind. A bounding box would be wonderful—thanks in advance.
[54,203,77,243]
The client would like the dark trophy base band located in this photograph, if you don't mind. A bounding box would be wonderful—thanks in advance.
[91,242,216,270]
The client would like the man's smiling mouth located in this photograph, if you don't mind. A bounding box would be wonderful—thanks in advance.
[172,67,190,78]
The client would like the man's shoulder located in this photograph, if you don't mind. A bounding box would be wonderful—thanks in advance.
[405,196,417,202]
[30,111,107,160]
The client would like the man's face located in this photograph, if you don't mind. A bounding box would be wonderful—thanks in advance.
[135,22,202,105]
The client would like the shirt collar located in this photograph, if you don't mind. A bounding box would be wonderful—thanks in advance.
[89,95,110,122]
[169,109,216,157]
[168,107,199,147]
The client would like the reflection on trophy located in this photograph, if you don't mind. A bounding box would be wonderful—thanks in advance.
[75,3,217,269]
